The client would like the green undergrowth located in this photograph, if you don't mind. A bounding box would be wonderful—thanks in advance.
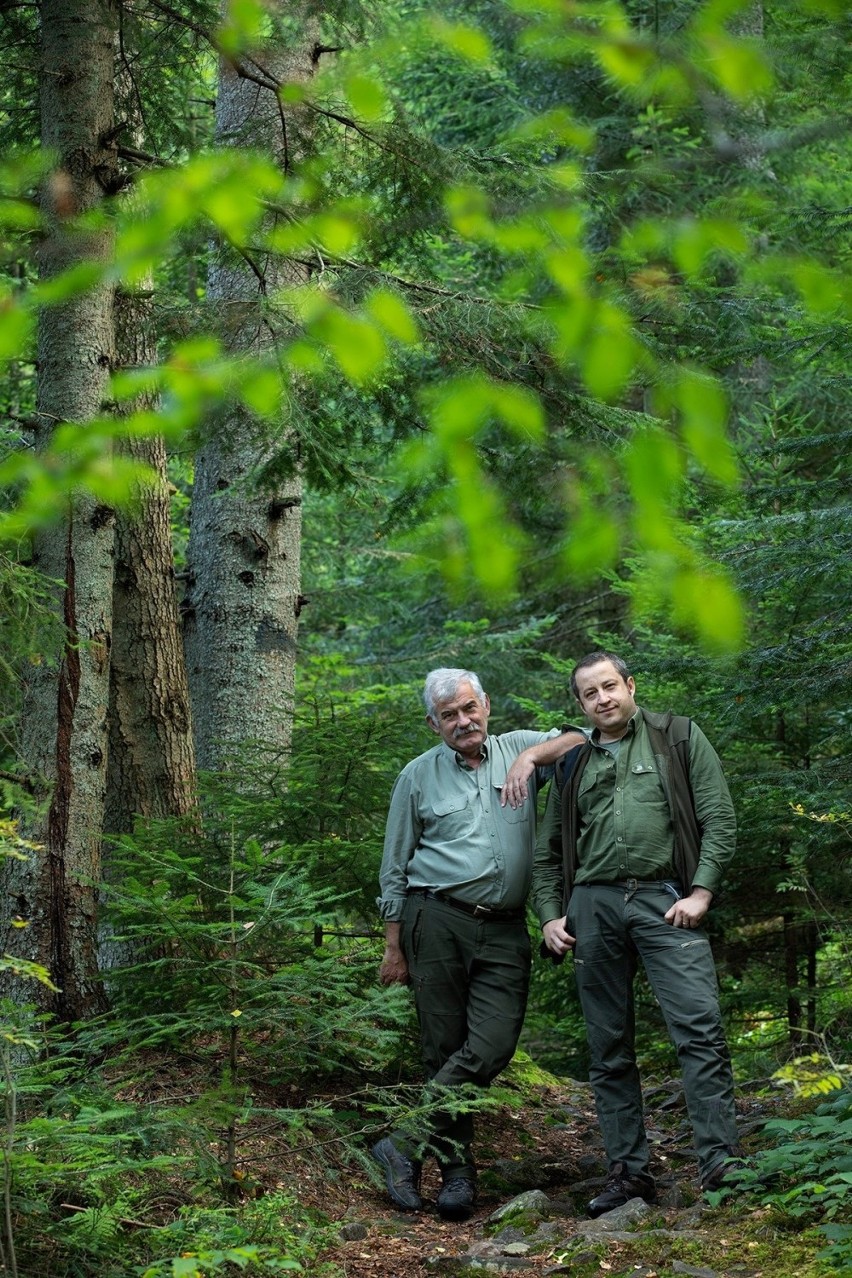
[1,1026,850,1276]
[2,799,849,1277]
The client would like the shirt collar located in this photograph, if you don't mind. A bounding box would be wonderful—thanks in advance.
[453,735,489,768]
[590,708,641,747]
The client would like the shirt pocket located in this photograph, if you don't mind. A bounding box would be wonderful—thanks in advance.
[630,762,664,802]
[430,793,475,836]
[491,783,526,824]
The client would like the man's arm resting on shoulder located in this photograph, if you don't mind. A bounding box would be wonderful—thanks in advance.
[501,728,586,808]
[379,921,410,986]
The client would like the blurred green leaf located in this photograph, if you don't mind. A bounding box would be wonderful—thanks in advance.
[344,71,388,123]
[792,261,844,315]
[675,370,739,485]
[430,19,492,64]
[365,290,421,344]
[671,566,745,651]
[545,244,589,296]
[672,217,749,278]
[581,301,636,400]
[597,38,656,89]
[316,309,387,384]
[240,367,285,419]
[442,461,521,597]
[0,296,34,360]
[32,262,105,306]
[626,428,684,508]
[427,374,544,443]
[445,185,493,240]
[0,198,40,232]
[214,0,269,57]
[508,108,595,152]
[564,507,621,580]
[694,33,773,101]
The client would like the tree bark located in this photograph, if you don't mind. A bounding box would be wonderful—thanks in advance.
[783,910,802,1049]
[106,289,197,832]
[3,0,118,1020]
[714,2,776,178]
[183,18,316,774]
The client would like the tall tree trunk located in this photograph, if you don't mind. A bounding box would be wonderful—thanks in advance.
[715,2,776,178]
[805,919,817,1039]
[783,910,802,1049]
[183,19,315,774]
[3,0,118,1020]
[106,288,197,832]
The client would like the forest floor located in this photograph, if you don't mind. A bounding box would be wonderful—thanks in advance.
[262,1060,833,1278]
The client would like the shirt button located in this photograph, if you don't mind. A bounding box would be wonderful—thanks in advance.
[617,837,624,843]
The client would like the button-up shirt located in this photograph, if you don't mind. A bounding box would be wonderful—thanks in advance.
[378,730,560,921]
[532,709,736,925]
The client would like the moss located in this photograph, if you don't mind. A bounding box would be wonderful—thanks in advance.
[483,1212,541,1237]
[615,1214,836,1278]
[503,1049,565,1092]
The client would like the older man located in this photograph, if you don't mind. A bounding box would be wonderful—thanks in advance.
[372,667,583,1220]
[533,651,743,1215]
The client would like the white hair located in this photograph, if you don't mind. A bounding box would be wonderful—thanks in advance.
[423,668,486,719]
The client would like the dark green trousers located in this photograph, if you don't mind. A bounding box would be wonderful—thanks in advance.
[568,882,739,1181]
[392,892,531,1179]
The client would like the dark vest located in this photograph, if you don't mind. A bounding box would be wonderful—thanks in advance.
[556,708,702,907]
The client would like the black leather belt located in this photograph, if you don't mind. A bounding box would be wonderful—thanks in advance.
[410,889,524,922]
[582,878,680,892]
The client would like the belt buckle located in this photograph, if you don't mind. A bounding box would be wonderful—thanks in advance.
[473,903,493,918]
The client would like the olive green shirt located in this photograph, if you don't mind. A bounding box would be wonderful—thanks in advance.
[532,709,736,925]
[378,730,560,921]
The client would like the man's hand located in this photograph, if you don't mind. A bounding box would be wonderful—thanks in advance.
[501,748,537,809]
[500,730,586,808]
[665,887,713,929]
[379,946,410,985]
[542,915,575,957]
[379,921,409,985]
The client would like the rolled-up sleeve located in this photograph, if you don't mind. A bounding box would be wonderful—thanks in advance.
[377,769,422,921]
[688,724,737,895]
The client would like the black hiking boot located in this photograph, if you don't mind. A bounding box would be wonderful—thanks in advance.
[371,1137,423,1211]
[437,1176,477,1221]
[587,1162,656,1218]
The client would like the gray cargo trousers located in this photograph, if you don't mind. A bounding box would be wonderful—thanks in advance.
[568,880,739,1181]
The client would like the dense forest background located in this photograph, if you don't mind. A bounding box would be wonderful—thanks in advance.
[0,0,849,1274]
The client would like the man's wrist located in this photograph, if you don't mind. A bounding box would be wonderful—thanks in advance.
[524,732,579,769]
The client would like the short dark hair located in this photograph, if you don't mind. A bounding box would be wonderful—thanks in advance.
[570,651,632,700]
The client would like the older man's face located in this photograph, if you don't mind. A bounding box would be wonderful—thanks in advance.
[427,680,491,759]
